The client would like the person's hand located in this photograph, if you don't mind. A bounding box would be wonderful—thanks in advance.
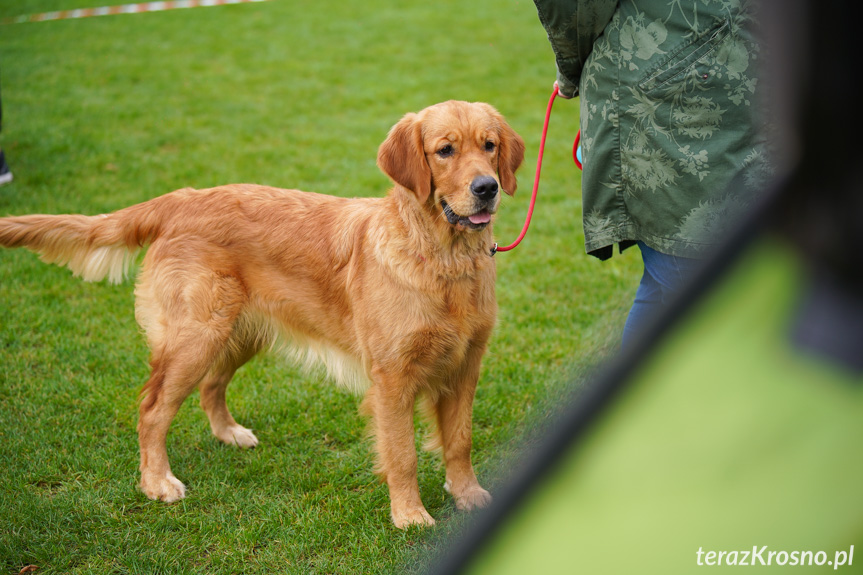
[554,81,573,99]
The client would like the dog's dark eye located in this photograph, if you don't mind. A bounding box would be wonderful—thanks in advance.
[484,141,496,152]
[437,144,455,158]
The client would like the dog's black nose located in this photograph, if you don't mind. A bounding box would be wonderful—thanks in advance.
[470,176,499,200]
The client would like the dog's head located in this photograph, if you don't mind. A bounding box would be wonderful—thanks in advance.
[377,101,525,234]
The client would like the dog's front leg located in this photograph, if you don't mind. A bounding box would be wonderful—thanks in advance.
[435,352,492,512]
[364,379,435,528]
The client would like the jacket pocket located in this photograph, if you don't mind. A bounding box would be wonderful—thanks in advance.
[638,19,731,93]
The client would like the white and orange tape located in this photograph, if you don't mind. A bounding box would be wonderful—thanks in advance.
[2,0,269,25]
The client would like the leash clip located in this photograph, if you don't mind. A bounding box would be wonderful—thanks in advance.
[489,243,498,257]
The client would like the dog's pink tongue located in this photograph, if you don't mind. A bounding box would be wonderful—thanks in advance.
[469,212,491,224]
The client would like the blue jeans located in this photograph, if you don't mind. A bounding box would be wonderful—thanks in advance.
[621,242,704,348]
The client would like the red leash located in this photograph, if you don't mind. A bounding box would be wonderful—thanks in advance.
[491,86,585,256]
[573,129,583,170]
[492,85,560,256]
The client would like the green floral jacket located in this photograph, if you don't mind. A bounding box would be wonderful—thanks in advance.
[534,0,771,259]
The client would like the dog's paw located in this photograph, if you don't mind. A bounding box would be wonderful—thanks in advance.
[447,481,492,512]
[216,424,259,448]
[140,472,186,503]
[391,505,436,529]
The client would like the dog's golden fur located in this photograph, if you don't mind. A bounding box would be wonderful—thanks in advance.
[0,100,525,527]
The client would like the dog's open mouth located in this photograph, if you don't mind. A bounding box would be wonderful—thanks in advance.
[441,200,493,230]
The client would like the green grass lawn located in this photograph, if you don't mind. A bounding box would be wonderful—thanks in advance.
[0,1,641,572]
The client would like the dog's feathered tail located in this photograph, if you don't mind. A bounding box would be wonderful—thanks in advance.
[0,194,178,283]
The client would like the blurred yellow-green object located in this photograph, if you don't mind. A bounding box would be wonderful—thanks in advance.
[464,238,863,574]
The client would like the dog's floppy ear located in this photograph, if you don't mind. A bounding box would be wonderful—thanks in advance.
[377,112,432,203]
[497,119,525,196]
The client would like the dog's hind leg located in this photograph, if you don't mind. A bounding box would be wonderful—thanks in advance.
[138,345,213,502]
[135,259,248,502]
[199,342,260,448]
[138,336,245,501]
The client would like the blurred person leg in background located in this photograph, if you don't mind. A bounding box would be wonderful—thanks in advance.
[0,74,12,187]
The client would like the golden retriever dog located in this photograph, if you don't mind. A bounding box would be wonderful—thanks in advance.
[0,100,525,528]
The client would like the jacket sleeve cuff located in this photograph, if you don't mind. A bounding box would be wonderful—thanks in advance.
[555,65,579,98]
